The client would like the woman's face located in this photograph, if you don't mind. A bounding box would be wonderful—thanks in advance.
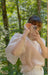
[30,21,41,31]
[28,24,40,40]
[30,24,40,31]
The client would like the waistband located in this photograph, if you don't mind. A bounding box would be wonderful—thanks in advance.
[32,66,43,71]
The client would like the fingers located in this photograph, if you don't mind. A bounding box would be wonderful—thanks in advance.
[24,25,30,33]
[24,23,32,33]
[25,23,32,29]
[35,30,39,34]
[32,36,38,41]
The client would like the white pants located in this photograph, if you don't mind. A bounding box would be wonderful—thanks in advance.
[23,66,44,75]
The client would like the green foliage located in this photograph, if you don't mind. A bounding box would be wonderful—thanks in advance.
[0,57,23,75]
[0,0,47,75]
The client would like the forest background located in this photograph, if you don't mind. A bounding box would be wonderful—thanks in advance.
[0,0,47,75]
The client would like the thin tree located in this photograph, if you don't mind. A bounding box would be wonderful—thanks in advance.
[37,0,42,36]
[37,0,41,15]
[1,0,10,74]
[1,0,9,46]
[47,1,48,74]
[16,0,21,29]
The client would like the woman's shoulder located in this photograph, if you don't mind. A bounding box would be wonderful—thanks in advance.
[13,33,28,40]
[13,33,22,37]
[9,33,23,44]
[11,33,23,39]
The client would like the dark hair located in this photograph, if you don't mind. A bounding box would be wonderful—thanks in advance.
[28,15,42,30]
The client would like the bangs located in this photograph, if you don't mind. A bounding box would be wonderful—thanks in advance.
[30,20,42,29]
[32,21,41,26]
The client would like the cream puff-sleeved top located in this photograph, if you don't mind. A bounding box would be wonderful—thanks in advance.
[5,31,45,72]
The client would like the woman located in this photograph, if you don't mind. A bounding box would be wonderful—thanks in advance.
[5,15,47,75]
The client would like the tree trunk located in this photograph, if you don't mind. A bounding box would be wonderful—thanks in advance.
[37,0,41,15]
[1,0,9,46]
[37,0,41,36]
[16,0,21,29]
[47,1,48,74]
[1,1,12,74]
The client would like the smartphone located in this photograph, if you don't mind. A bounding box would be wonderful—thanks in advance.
[30,25,37,32]
[33,25,37,30]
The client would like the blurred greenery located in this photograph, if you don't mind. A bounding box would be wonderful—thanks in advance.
[0,0,47,75]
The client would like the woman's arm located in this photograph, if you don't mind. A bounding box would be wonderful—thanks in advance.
[11,29,29,56]
[38,38,48,58]
[6,29,29,57]
[29,30,48,58]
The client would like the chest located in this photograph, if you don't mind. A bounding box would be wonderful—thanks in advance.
[31,41,39,51]
[27,38,41,53]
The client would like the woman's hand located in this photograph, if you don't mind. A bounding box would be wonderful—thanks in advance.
[24,23,32,33]
[31,30,41,43]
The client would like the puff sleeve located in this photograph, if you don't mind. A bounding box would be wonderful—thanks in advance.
[5,30,28,65]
